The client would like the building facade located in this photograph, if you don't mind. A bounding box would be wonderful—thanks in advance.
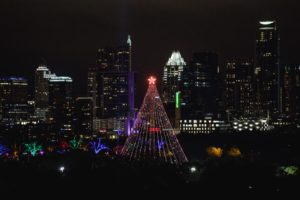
[48,76,73,134]
[225,60,254,119]
[87,36,134,135]
[282,66,300,121]
[181,52,223,119]
[162,51,187,127]
[180,117,228,134]
[34,65,56,120]
[254,21,281,117]
[162,51,186,104]
[74,97,93,135]
[0,77,29,125]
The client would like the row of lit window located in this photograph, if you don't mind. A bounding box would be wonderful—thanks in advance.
[180,120,221,123]
[181,124,218,127]
[183,130,212,134]
[182,127,215,131]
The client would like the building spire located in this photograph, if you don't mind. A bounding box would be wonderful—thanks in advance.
[127,35,132,71]
[127,35,132,47]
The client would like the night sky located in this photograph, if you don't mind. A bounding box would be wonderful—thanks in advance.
[1,0,300,101]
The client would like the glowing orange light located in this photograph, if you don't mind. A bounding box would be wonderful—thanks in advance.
[227,147,242,157]
[148,76,156,85]
[207,146,223,157]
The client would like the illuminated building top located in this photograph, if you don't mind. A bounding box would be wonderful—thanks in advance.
[259,20,276,30]
[49,76,72,82]
[259,21,275,25]
[36,65,50,71]
[166,51,186,66]
[127,35,132,47]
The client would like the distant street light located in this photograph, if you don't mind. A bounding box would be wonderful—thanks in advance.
[190,166,197,173]
[59,166,65,173]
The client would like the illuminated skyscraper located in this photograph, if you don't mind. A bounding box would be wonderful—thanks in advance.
[88,36,134,135]
[254,20,280,117]
[48,76,73,133]
[162,51,186,127]
[34,65,56,120]
[162,51,186,104]
[0,77,29,124]
[179,52,224,134]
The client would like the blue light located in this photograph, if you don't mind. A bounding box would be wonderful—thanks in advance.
[0,144,10,156]
[90,138,109,154]
[157,140,164,150]
[114,129,122,135]
[0,77,27,81]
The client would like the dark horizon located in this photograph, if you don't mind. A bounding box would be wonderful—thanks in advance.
[1,0,300,101]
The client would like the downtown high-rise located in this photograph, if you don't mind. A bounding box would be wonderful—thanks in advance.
[181,52,223,119]
[179,52,225,134]
[48,76,73,134]
[254,21,280,118]
[87,36,135,135]
[162,51,186,127]
[34,65,56,120]
[0,77,29,125]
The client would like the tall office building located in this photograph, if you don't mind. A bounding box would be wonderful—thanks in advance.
[88,36,134,135]
[254,20,280,117]
[0,77,29,124]
[34,65,56,120]
[180,52,224,134]
[162,51,186,128]
[182,52,223,119]
[48,76,73,133]
[162,51,186,104]
[225,60,254,119]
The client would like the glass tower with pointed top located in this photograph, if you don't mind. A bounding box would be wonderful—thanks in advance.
[162,51,186,128]
[89,36,135,135]
[122,76,188,165]
[162,51,186,105]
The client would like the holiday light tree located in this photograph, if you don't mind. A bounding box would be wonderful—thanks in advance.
[90,138,109,154]
[122,76,188,165]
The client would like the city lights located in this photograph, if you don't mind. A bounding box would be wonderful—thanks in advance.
[0,1,299,194]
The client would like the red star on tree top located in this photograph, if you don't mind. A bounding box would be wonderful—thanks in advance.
[148,76,156,85]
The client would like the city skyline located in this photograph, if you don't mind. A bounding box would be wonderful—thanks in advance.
[1,1,300,196]
[1,0,300,97]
